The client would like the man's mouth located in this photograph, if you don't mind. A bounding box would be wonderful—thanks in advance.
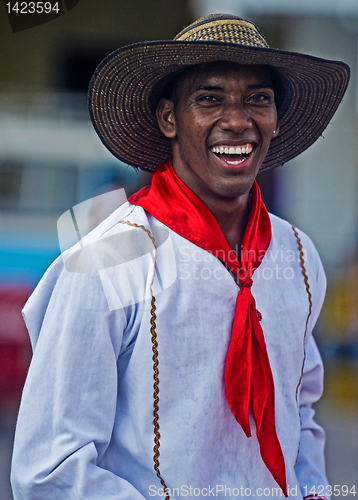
[210,144,254,165]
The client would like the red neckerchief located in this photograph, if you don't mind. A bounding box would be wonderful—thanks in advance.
[129,159,287,496]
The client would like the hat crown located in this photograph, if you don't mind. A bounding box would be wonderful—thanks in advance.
[174,13,269,48]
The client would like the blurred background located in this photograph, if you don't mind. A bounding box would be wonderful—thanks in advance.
[0,0,357,498]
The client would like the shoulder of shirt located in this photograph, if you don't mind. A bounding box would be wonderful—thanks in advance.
[28,202,145,283]
[268,212,326,296]
[23,202,147,346]
[82,202,148,241]
[269,212,319,257]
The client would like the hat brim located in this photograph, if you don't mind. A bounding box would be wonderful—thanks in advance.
[88,40,350,172]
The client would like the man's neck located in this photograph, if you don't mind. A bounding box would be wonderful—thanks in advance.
[203,192,252,255]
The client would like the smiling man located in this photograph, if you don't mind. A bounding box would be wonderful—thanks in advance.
[11,14,350,500]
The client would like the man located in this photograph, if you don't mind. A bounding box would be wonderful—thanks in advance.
[11,14,349,500]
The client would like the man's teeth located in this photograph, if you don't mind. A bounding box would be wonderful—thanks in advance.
[211,145,253,155]
[227,158,245,165]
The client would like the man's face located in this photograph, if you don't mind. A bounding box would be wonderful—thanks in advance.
[156,61,279,205]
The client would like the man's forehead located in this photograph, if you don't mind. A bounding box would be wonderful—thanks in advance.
[175,61,273,93]
[190,60,270,74]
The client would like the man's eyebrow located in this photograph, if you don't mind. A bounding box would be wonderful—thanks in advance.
[189,82,274,95]
[190,85,224,95]
[247,82,274,90]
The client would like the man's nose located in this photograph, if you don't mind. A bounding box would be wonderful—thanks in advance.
[219,103,252,132]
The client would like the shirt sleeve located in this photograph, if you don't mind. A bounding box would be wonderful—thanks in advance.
[294,234,330,499]
[295,335,330,498]
[10,258,146,500]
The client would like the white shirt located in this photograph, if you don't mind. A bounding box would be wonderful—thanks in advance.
[11,203,329,500]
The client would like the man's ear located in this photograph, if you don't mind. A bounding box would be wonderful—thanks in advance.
[156,98,177,139]
[272,119,280,138]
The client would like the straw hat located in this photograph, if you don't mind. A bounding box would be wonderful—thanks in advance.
[88,13,350,172]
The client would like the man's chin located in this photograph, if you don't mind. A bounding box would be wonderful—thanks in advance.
[215,178,257,199]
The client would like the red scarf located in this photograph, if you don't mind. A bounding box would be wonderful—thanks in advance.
[129,159,287,496]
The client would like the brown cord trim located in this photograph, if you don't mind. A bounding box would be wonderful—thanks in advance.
[289,222,313,399]
[289,222,314,468]
[118,220,170,499]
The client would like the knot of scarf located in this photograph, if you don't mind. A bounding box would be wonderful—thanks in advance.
[240,277,253,288]
[129,159,287,496]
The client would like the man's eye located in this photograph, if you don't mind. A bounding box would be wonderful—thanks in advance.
[196,95,220,103]
[248,93,272,103]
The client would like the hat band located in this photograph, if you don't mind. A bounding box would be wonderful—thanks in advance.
[175,19,258,41]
